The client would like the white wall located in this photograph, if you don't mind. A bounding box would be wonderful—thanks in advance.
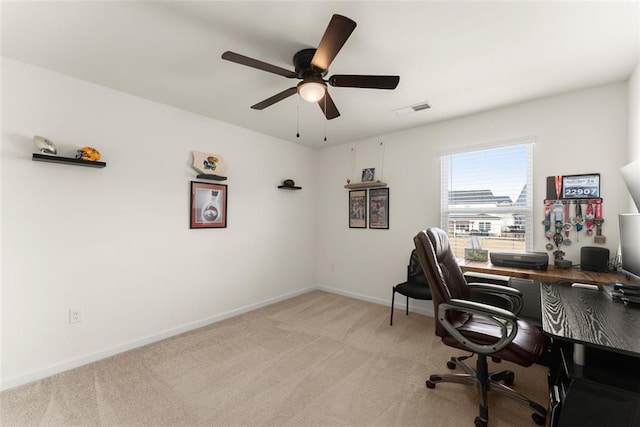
[630,62,640,162]
[1,58,318,389]
[316,83,629,308]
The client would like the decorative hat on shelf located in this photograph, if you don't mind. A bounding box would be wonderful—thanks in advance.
[192,151,228,177]
[33,135,57,155]
[278,178,301,190]
[76,146,101,161]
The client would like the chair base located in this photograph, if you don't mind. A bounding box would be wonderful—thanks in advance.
[426,354,547,426]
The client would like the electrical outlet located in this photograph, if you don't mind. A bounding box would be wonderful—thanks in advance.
[69,308,81,324]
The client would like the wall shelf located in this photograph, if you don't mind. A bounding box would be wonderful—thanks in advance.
[278,185,302,190]
[196,174,227,181]
[344,180,387,189]
[32,153,106,168]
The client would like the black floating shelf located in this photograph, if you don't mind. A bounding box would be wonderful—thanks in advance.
[278,185,302,190]
[197,174,227,181]
[32,153,106,168]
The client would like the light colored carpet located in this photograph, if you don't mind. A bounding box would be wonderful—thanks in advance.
[0,290,549,426]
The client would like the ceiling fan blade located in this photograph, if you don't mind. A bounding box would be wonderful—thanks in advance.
[251,87,298,110]
[317,91,340,120]
[328,75,400,89]
[311,14,357,71]
[222,51,296,78]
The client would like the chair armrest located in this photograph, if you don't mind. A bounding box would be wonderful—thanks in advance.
[468,282,523,315]
[438,299,518,355]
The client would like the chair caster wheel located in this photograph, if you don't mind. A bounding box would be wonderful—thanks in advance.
[426,380,436,389]
[446,361,456,370]
[503,372,515,386]
[532,413,546,426]
[474,416,487,427]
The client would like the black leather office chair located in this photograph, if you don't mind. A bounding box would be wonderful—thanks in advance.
[413,228,548,427]
[390,249,432,325]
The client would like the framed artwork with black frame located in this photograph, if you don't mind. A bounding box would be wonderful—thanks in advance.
[190,181,227,229]
[349,189,367,228]
[369,187,389,229]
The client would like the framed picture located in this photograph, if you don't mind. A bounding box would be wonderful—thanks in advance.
[349,189,367,228]
[369,187,389,229]
[190,181,227,229]
[562,173,600,199]
[361,167,375,182]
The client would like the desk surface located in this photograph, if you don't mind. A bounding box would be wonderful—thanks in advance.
[458,259,637,286]
[540,282,640,358]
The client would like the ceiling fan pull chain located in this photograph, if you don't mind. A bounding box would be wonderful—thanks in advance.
[296,96,300,138]
[324,96,328,142]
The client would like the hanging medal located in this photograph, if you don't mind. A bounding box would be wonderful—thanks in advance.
[543,200,553,250]
[552,200,564,248]
[552,176,564,249]
[562,201,572,246]
[585,200,595,236]
[572,201,584,242]
[594,199,606,243]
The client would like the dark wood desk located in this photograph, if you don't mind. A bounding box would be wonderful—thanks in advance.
[458,259,640,426]
[541,283,640,427]
[540,282,640,358]
[459,259,640,361]
[458,259,636,287]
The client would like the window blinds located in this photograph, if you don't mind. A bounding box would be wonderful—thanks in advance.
[440,139,534,257]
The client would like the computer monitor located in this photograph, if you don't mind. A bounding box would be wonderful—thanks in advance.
[618,213,640,283]
[621,160,640,211]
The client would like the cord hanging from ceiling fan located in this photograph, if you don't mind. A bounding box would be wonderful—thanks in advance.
[294,95,328,142]
[324,95,327,142]
[296,96,300,138]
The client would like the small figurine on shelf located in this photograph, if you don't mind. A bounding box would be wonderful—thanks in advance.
[33,135,57,155]
[76,146,101,161]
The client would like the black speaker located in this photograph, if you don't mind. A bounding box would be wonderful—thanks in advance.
[580,247,610,272]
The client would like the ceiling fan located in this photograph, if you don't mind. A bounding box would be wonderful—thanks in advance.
[221,14,400,120]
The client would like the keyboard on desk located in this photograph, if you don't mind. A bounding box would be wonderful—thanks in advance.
[602,282,640,305]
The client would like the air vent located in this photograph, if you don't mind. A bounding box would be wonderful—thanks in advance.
[412,102,431,111]
[393,101,432,116]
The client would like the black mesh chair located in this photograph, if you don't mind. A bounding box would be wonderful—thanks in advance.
[390,249,432,325]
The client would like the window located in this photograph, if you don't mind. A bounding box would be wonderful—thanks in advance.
[478,222,491,232]
[441,139,533,259]
[455,223,470,233]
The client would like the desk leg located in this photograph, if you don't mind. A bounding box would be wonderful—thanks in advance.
[573,343,585,365]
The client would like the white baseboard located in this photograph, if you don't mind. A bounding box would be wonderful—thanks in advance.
[316,284,434,318]
[0,286,316,391]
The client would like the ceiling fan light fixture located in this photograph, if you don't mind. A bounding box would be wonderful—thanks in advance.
[297,80,326,103]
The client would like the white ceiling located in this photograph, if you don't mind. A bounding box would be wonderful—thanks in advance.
[2,1,639,149]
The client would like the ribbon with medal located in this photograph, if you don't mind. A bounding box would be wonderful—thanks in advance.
[594,199,606,243]
[572,201,584,242]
